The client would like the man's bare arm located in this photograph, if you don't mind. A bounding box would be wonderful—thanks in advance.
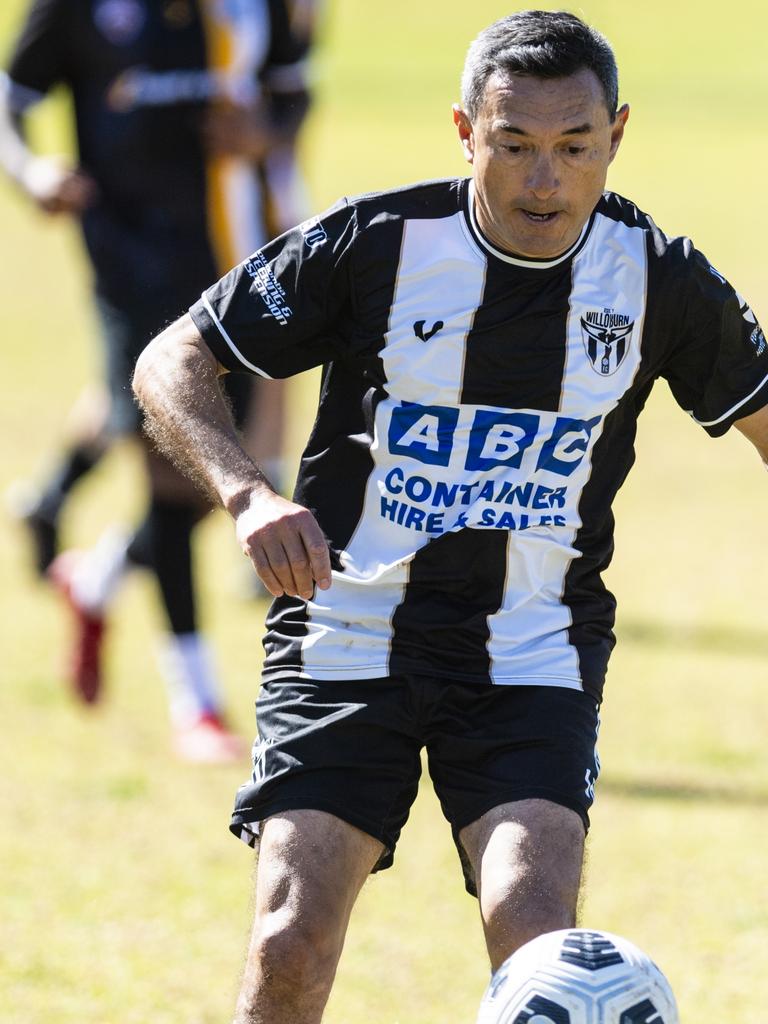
[735,403,768,465]
[132,313,332,599]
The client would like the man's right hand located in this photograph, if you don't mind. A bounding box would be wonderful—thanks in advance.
[22,155,97,214]
[234,489,333,600]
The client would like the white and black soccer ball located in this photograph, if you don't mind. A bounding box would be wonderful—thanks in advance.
[476,928,679,1024]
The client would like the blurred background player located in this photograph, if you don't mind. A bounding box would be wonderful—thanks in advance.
[0,0,319,760]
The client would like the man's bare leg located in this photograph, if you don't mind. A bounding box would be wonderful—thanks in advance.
[234,809,385,1024]
[460,799,585,971]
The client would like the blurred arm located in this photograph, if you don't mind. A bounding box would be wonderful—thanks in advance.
[133,314,332,599]
[734,404,768,465]
[0,76,96,214]
[201,84,310,161]
[202,0,313,161]
[201,102,287,162]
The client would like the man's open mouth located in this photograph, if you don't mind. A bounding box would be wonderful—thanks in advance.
[521,210,559,223]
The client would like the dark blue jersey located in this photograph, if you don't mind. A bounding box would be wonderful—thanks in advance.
[5,0,310,310]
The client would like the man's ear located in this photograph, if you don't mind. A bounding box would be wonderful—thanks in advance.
[453,104,475,164]
[608,103,630,163]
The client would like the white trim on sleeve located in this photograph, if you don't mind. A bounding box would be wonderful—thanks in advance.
[201,293,273,379]
[687,369,768,427]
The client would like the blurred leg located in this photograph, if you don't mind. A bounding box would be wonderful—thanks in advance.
[460,799,585,971]
[18,385,112,575]
[138,442,244,757]
[235,809,384,1024]
[35,385,111,516]
[132,440,209,639]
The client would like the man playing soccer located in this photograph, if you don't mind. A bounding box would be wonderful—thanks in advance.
[133,10,768,1021]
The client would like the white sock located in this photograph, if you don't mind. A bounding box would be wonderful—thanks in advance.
[156,632,224,728]
[70,528,129,614]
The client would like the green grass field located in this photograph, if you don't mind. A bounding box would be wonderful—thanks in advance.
[1,1,767,1021]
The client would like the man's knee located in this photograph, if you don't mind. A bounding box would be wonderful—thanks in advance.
[251,909,343,998]
[236,909,343,1024]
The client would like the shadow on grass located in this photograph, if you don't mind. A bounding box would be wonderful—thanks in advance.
[601,777,768,807]
[616,619,768,658]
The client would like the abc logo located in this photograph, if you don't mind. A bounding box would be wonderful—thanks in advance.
[387,402,601,478]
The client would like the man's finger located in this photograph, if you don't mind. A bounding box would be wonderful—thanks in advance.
[299,521,332,591]
[281,536,316,599]
[247,544,288,598]
[260,538,302,597]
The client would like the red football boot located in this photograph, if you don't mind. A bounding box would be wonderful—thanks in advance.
[173,712,247,764]
[48,551,106,705]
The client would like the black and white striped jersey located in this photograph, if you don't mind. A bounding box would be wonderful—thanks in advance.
[190,177,768,700]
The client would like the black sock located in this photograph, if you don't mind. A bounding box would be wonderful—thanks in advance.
[125,516,152,569]
[127,498,200,634]
[36,444,102,523]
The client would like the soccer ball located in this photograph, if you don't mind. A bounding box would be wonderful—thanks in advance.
[476,928,679,1024]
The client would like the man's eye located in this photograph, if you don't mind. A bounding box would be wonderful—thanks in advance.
[567,146,586,155]
[505,145,523,154]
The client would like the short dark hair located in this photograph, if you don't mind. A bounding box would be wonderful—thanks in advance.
[461,10,619,121]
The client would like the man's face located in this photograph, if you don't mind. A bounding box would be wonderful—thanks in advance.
[454,69,629,259]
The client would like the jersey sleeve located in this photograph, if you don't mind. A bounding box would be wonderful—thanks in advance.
[660,247,768,437]
[189,198,356,378]
[4,0,70,107]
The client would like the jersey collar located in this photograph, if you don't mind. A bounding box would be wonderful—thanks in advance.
[462,179,594,269]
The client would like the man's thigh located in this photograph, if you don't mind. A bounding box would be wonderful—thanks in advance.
[459,798,585,890]
[230,675,424,873]
[459,798,586,969]
[425,683,600,895]
[256,809,385,921]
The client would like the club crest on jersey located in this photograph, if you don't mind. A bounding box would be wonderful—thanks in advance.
[93,0,146,45]
[580,308,635,376]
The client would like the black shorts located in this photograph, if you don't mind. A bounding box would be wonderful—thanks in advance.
[230,675,601,895]
[93,291,254,436]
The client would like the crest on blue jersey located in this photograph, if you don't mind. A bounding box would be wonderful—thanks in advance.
[93,0,147,45]
[580,309,635,376]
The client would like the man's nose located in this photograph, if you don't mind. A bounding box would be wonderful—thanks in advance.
[527,153,559,198]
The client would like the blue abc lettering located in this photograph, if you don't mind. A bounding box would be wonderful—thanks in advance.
[535,415,602,477]
[465,410,539,471]
[388,402,459,467]
[387,402,601,475]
